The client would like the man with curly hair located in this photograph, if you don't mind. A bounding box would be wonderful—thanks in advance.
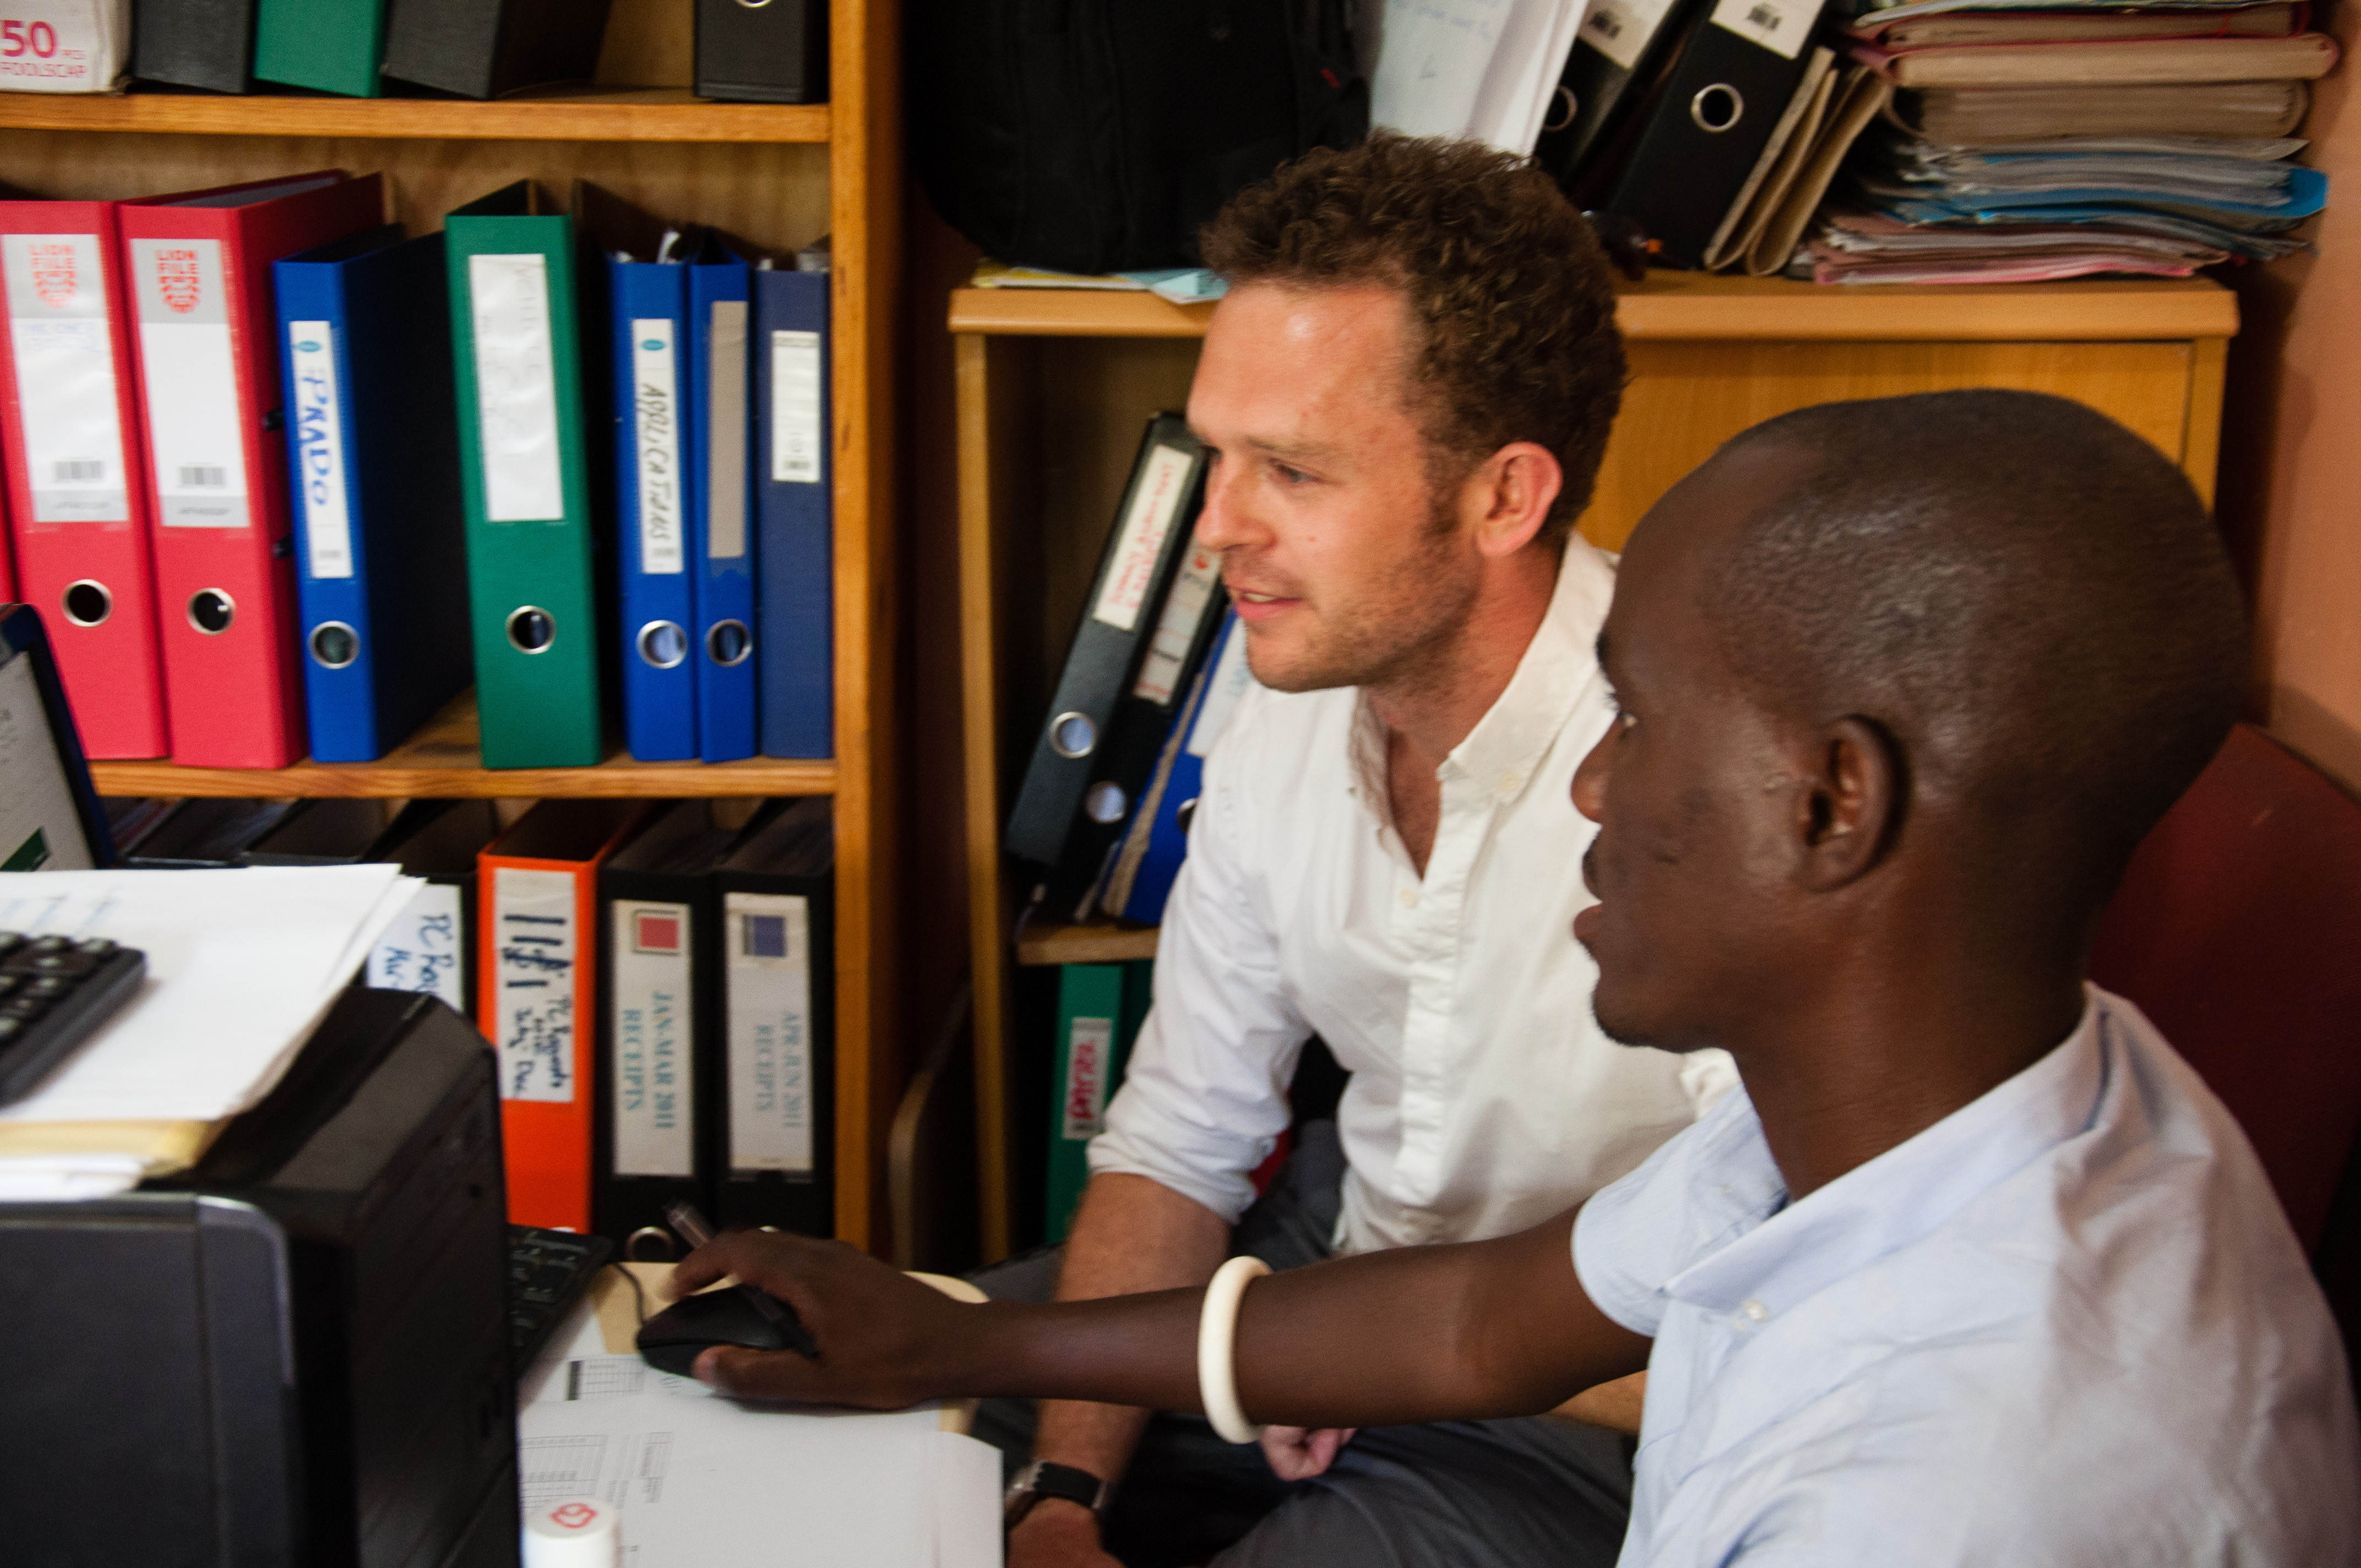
[976,134,1732,1568]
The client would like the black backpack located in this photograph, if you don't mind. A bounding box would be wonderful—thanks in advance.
[910,0,1369,276]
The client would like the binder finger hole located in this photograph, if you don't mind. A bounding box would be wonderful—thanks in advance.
[309,621,360,669]
[1085,782,1129,825]
[638,620,689,669]
[1543,84,1577,135]
[507,606,556,654]
[1049,711,1098,760]
[61,580,112,628]
[187,589,235,636]
[1690,84,1744,133]
[706,620,753,667]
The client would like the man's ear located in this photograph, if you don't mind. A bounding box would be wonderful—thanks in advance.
[1468,441,1564,559]
[1794,716,1903,892]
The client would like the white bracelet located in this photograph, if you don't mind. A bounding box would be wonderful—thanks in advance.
[1197,1255,1272,1444]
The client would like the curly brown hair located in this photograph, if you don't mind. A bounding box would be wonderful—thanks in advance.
[1198,133,1625,547]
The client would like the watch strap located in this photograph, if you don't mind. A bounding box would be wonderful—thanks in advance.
[1004,1459,1109,1527]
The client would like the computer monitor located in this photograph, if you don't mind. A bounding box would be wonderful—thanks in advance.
[0,603,112,869]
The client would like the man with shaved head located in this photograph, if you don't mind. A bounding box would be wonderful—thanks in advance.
[670,388,2360,1563]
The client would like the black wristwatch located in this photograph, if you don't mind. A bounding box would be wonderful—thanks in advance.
[1004,1460,1110,1529]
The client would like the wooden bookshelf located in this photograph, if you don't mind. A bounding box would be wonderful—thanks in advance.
[89,692,838,799]
[0,85,830,143]
[1016,922,1160,968]
[0,0,907,1253]
[954,272,2240,1256]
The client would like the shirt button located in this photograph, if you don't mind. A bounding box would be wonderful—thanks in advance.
[1498,770,1524,794]
[1740,1299,1769,1324]
[1398,888,1419,909]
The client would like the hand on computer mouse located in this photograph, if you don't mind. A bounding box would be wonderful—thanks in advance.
[667,1228,975,1407]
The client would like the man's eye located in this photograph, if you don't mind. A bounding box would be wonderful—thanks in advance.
[1274,462,1309,485]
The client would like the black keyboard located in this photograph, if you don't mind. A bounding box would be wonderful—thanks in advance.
[509,1224,614,1374]
[0,933,146,1106]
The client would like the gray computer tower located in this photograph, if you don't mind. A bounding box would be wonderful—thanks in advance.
[0,990,519,1568]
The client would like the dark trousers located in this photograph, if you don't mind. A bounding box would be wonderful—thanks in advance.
[969,1125,1634,1568]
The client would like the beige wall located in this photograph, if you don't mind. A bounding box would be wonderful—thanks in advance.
[2218,3,2361,791]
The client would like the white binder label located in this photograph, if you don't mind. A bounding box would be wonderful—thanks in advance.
[493,866,579,1104]
[366,881,466,1014]
[707,300,748,559]
[611,899,695,1177]
[1059,1015,1117,1141]
[467,253,565,523]
[630,318,684,575]
[4,233,129,525]
[1132,538,1221,706]
[1712,0,1815,59]
[1581,0,1678,71]
[769,328,823,485]
[1092,443,1195,634]
[286,320,353,578]
[0,2,126,94]
[724,890,813,1173]
[129,237,249,529]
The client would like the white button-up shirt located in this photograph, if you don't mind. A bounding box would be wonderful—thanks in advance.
[1092,541,1733,1253]
[1576,987,2361,1567]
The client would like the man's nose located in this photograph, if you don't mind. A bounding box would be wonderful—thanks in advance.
[1571,728,1613,823]
[1194,461,1256,552]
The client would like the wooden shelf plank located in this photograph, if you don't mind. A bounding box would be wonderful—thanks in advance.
[0,86,830,144]
[949,274,2239,344]
[88,691,837,799]
[1018,922,1161,967]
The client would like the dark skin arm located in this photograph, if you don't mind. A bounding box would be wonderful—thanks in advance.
[667,1207,1651,1427]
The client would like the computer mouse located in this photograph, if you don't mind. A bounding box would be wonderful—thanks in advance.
[636,1286,809,1377]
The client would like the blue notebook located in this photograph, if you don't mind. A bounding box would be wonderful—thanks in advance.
[273,225,470,763]
[607,246,699,761]
[753,266,833,760]
[689,243,758,763]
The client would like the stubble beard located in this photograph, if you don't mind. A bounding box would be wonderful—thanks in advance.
[1243,490,1482,698]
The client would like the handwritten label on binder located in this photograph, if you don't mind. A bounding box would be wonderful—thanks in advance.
[1132,540,1221,707]
[1092,443,1195,634]
[611,899,695,1177]
[1059,1015,1117,1141]
[494,866,578,1104]
[286,321,353,578]
[467,253,565,524]
[724,890,813,1173]
[3,232,129,525]
[129,237,249,530]
[630,318,684,575]
[1711,0,1815,59]
[366,881,465,1014]
[769,329,823,486]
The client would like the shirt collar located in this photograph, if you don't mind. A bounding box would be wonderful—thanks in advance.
[1347,540,1615,815]
[1665,989,2109,1320]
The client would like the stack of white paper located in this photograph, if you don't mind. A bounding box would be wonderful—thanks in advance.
[0,865,423,1198]
[1369,0,1593,155]
[520,1318,1002,1567]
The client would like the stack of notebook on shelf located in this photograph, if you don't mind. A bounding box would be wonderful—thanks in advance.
[89,792,840,1244]
[0,171,837,772]
[1807,0,2336,283]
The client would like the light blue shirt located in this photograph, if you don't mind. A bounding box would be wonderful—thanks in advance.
[1574,987,2361,1567]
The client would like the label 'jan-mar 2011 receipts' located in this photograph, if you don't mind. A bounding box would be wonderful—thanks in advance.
[611,899,695,1178]
[468,252,566,524]
[286,320,353,578]
[128,236,250,530]
[493,866,579,1104]
[2,232,130,526]
[631,317,684,575]
[725,890,813,1174]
